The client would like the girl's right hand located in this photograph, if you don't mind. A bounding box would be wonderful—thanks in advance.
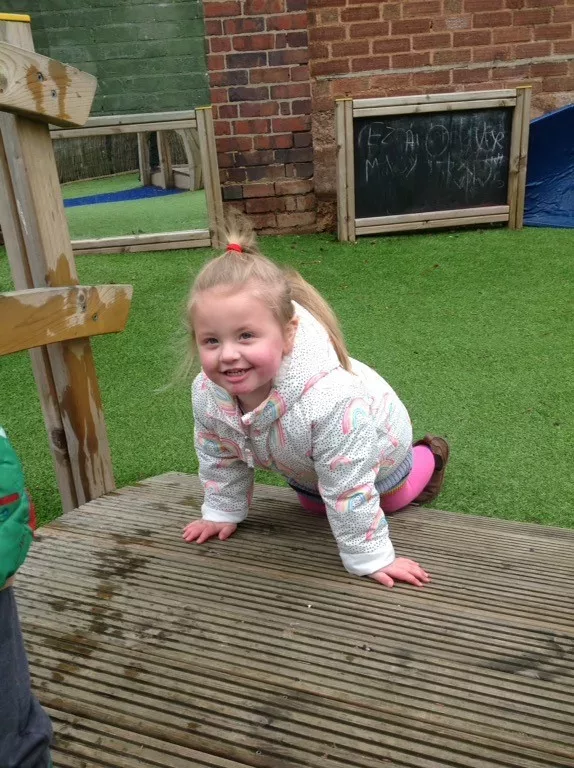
[182,520,237,544]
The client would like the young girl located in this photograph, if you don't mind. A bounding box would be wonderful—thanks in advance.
[182,219,449,588]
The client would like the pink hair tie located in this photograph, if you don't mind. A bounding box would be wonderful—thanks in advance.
[226,243,243,253]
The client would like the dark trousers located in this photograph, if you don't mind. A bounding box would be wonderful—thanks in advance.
[0,587,52,768]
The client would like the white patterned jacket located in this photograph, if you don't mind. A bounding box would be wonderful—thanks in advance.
[192,303,413,576]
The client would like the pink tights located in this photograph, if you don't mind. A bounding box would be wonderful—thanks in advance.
[297,445,435,515]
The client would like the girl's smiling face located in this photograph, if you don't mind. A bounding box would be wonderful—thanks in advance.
[192,284,298,412]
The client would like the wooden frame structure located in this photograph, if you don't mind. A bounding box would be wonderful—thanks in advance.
[336,88,532,241]
[50,108,222,255]
[0,15,133,511]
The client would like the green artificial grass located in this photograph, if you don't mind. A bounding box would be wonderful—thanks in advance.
[1,227,573,529]
[62,172,208,239]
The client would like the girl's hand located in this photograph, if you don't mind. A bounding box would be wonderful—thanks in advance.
[370,557,430,588]
[182,520,237,544]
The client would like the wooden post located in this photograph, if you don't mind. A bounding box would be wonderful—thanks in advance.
[157,130,174,189]
[514,86,532,230]
[0,15,115,508]
[196,106,224,237]
[177,127,203,191]
[343,98,356,242]
[335,100,349,242]
[137,131,151,186]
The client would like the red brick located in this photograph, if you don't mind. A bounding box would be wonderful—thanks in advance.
[239,101,279,117]
[232,33,275,51]
[493,26,531,43]
[309,25,345,41]
[229,85,269,101]
[266,12,307,30]
[392,52,431,68]
[210,69,249,87]
[391,19,432,34]
[310,0,344,5]
[234,118,272,134]
[473,11,512,27]
[515,41,552,58]
[505,0,524,8]
[293,132,312,147]
[534,24,573,40]
[434,14,472,30]
[291,98,312,114]
[453,30,492,46]
[341,6,379,22]
[291,64,310,82]
[203,1,241,17]
[369,73,413,90]
[412,70,452,86]
[332,41,370,57]
[444,0,463,9]
[285,146,313,162]
[404,1,442,15]
[223,17,265,34]
[540,76,574,91]
[279,101,291,115]
[296,193,316,212]
[272,115,311,132]
[453,67,492,84]
[317,9,339,24]
[217,104,238,119]
[271,82,310,99]
[269,49,309,65]
[473,45,513,62]
[205,19,222,35]
[382,3,402,20]
[276,212,316,228]
[235,150,275,166]
[351,55,391,72]
[464,0,503,9]
[275,178,313,195]
[513,8,552,25]
[309,41,329,59]
[491,64,529,79]
[225,168,248,182]
[412,33,452,50]
[349,22,389,38]
[244,0,284,12]
[210,87,229,103]
[245,197,286,214]
[311,58,350,76]
[286,31,309,47]
[217,136,253,152]
[373,38,411,54]
[554,39,574,54]
[254,134,293,150]
[553,8,574,23]
[250,67,290,84]
[246,165,286,182]
[531,62,569,77]
[525,0,561,5]
[207,54,225,71]
[287,0,307,10]
[210,36,232,53]
[227,52,268,69]
[433,48,472,64]
[214,120,232,136]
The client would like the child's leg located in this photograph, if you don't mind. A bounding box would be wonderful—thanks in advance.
[0,587,53,768]
[295,490,327,515]
[380,445,436,513]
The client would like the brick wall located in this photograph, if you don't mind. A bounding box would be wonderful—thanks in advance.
[203,0,316,233]
[3,0,209,114]
[310,0,574,222]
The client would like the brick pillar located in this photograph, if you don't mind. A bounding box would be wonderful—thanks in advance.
[203,0,316,233]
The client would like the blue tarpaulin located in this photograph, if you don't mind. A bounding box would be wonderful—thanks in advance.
[63,184,184,208]
[524,103,574,229]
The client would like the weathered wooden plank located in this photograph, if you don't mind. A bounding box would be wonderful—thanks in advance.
[0,285,133,355]
[50,119,197,139]
[0,41,96,127]
[136,131,151,186]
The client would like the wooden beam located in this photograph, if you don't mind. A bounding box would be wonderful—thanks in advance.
[353,98,516,119]
[335,100,349,242]
[355,213,509,235]
[0,285,133,356]
[50,119,197,139]
[73,238,211,256]
[157,130,174,189]
[352,89,517,110]
[137,132,151,186]
[61,109,197,129]
[356,205,509,228]
[177,127,203,191]
[514,86,532,230]
[71,229,209,250]
[0,42,96,127]
[196,106,223,237]
[0,16,116,508]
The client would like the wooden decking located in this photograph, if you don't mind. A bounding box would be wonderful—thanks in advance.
[17,473,574,768]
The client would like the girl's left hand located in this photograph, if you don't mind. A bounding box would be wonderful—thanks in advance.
[370,557,430,588]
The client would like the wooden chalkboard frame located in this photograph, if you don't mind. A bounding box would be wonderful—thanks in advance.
[336,88,532,241]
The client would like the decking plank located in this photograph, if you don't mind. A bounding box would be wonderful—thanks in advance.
[16,473,574,767]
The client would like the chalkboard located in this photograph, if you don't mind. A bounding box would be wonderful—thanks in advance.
[353,108,513,219]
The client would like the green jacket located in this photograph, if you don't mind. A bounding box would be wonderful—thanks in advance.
[0,427,33,588]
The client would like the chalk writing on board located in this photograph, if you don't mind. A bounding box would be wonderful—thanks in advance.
[353,109,513,218]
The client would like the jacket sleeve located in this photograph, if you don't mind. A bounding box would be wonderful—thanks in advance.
[0,427,33,588]
[194,415,254,525]
[311,397,396,576]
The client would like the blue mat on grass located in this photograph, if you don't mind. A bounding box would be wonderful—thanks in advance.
[64,184,184,208]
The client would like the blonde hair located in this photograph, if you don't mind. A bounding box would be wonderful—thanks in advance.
[186,214,352,372]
